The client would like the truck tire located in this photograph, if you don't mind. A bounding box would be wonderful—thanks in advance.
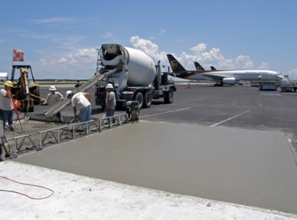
[143,91,152,108]
[134,92,144,109]
[164,89,173,103]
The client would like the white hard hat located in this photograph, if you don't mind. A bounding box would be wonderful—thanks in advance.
[49,85,56,91]
[65,90,73,98]
[106,83,113,89]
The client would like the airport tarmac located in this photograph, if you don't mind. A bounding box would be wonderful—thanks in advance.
[4,84,297,218]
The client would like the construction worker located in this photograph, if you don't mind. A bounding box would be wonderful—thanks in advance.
[74,80,82,88]
[105,83,116,117]
[42,85,64,105]
[65,91,91,129]
[42,85,64,122]
[0,81,14,131]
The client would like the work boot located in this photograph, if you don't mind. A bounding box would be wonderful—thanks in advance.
[9,126,14,131]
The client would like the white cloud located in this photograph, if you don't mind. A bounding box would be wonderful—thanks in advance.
[190,43,207,55]
[130,36,158,53]
[158,29,166,35]
[130,36,168,64]
[53,36,85,49]
[29,36,289,79]
[29,17,73,25]
[39,58,47,66]
[33,48,97,79]
[129,36,259,71]
[189,44,235,70]
[258,62,269,70]
[288,69,297,74]
[66,48,97,66]
[235,55,253,69]
[58,58,67,63]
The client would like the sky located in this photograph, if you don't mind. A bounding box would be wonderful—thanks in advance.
[1,0,297,80]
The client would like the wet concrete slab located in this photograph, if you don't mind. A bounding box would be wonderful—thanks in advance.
[14,121,297,214]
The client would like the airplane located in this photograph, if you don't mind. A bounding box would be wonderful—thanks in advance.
[167,54,283,86]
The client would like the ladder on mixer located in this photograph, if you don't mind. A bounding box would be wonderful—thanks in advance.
[44,68,117,119]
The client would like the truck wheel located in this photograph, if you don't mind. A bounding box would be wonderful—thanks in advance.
[143,91,152,108]
[164,89,173,103]
[134,92,143,109]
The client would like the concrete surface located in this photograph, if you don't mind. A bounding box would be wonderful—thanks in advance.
[1,161,297,220]
[13,121,297,215]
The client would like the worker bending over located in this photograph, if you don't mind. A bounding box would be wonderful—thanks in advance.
[65,91,91,129]
[0,81,14,131]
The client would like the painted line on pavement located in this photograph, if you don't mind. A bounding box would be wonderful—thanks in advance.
[210,110,250,127]
[141,107,191,118]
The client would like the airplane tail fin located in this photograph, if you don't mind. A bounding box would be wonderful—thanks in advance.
[194,62,205,71]
[167,54,186,73]
[210,66,217,70]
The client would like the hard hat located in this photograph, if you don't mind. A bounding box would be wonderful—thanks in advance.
[65,90,73,98]
[49,85,56,91]
[4,81,13,87]
[106,83,113,89]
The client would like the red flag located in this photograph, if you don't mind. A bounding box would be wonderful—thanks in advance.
[13,49,24,62]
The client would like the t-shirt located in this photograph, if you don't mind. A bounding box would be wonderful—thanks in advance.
[71,92,90,109]
[45,92,63,105]
[0,89,13,110]
[105,91,116,109]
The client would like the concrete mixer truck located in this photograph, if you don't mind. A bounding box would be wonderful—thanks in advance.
[94,44,176,109]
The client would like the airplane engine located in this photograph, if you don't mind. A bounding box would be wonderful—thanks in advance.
[223,77,236,85]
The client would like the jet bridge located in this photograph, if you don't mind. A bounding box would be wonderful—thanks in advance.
[44,68,117,119]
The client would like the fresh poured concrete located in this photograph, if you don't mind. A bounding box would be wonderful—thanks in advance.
[14,121,297,214]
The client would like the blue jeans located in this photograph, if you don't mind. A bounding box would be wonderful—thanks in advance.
[106,109,115,118]
[1,110,13,128]
[80,105,91,129]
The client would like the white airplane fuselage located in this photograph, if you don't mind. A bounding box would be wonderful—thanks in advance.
[181,70,282,84]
